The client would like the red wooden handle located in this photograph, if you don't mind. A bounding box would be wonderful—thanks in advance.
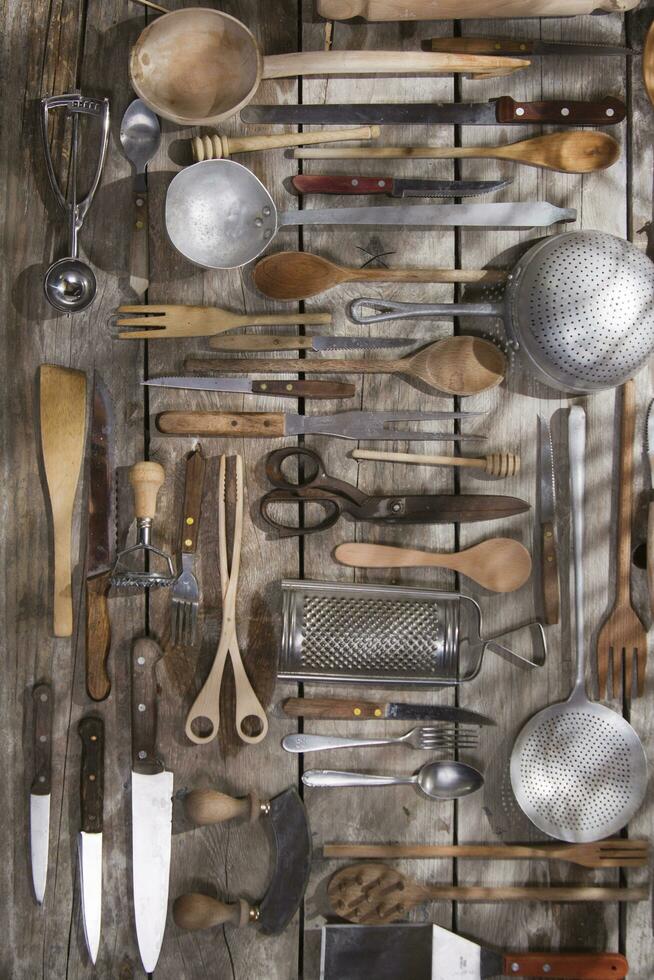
[494,96,625,126]
[292,174,391,195]
[502,952,629,978]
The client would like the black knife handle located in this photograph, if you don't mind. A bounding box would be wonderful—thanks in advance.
[32,683,53,796]
[131,637,163,775]
[495,96,625,126]
[79,716,104,833]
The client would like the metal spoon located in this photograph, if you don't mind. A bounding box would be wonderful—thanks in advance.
[302,760,484,800]
[120,99,160,298]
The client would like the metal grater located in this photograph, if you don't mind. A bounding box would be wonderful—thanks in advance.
[280,580,546,686]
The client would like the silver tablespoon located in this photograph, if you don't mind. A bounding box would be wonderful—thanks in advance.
[302,760,483,800]
[120,99,160,298]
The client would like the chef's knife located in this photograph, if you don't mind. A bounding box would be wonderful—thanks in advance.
[282,697,494,726]
[244,96,625,127]
[131,637,173,975]
[208,334,414,352]
[143,377,356,399]
[86,373,115,701]
[78,716,104,965]
[30,683,53,905]
[291,175,511,198]
[538,415,559,626]
[424,36,633,58]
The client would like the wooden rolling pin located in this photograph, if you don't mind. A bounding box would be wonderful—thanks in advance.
[190,125,380,161]
[352,448,519,477]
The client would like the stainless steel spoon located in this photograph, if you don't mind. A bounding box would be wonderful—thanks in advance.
[302,760,484,800]
[120,99,161,298]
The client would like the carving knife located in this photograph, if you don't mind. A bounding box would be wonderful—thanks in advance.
[646,399,654,618]
[243,96,625,127]
[282,697,494,726]
[143,377,356,399]
[78,716,104,965]
[538,415,560,626]
[30,683,53,905]
[424,36,633,58]
[291,175,511,198]
[131,637,173,975]
[86,373,115,701]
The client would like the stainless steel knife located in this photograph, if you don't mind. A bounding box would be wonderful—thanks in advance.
[281,201,577,229]
[30,683,53,905]
[538,415,559,626]
[646,400,654,619]
[243,96,625,127]
[424,36,633,58]
[291,174,512,198]
[143,377,356,399]
[86,373,115,701]
[131,637,173,975]
[282,697,494,726]
[207,334,414,353]
[78,716,104,965]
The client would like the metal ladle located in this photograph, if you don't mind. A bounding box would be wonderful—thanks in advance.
[302,760,484,801]
[41,93,109,314]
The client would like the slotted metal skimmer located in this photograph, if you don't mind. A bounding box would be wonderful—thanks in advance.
[510,407,647,842]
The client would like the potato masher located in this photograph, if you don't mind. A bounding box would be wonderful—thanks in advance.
[111,462,176,590]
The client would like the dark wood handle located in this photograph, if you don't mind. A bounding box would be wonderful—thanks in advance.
[130,185,149,298]
[495,96,625,125]
[251,380,356,399]
[32,683,53,796]
[502,952,629,978]
[181,447,206,555]
[283,697,387,720]
[292,174,391,195]
[86,572,111,701]
[79,716,104,833]
[131,637,162,774]
[541,520,560,626]
[426,37,534,55]
[157,411,287,439]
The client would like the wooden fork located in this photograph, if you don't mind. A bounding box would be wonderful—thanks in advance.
[597,380,648,699]
[115,304,332,339]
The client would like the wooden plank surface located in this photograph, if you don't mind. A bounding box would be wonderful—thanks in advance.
[1,0,652,977]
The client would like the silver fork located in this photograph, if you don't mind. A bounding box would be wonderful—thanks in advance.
[171,447,206,648]
[282,725,479,753]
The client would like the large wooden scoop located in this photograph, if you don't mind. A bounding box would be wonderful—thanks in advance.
[39,365,87,636]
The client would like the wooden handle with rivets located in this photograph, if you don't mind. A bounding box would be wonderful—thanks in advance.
[191,125,380,161]
[501,952,629,978]
[180,448,205,555]
[184,789,261,826]
[173,894,251,931]
[79,716,104,834]
[541,520,560,625]
[129,186,149,299]
[129,461,165,519]
[157,412,287,439]
[283,697,388,719]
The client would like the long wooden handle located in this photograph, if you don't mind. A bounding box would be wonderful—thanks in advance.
[335,542,448,569]
[352,448,520,477]
[295,144,495,160]
[541,520,560,626]
[180,448,205,555]
[502,953,628,979]
[129,461,165,519]
[231,312,332,328]
[261,50,528,80]
[316,0,639,18]
[86,572,112,701]
[185,356,393,376]
[157,412,287,439]
[325,843,573,860]
[191,125,380,161]
[355,266,506,284]
[184,789,261,826]
[616,380,635,603]
[210,335,328,352]
[423,884,647,902]
[647,497,654,618]
[173,894,251,931]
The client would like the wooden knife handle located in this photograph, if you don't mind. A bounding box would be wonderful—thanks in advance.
[283,697,387,720]
[157,412,287,439]
[292,174,392,195]
[173,894,251,931]
[495,96,625,126]
[251,380,355,399]
[184,789,261,826]
[426,37,534,55]
[541,520,560,626]
[79,716,104,834]
[210,335,325,351]
[131,637,162,774]
[129,184,149,299]
[32,684,53,796]
[647,496,654,619]
[181,447,206,555]
[501,952,629,978]
[86,572,111,701]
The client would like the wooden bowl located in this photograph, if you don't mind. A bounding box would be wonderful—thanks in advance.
[129,8,263,126]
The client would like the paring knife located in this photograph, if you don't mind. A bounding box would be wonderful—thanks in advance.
[245,96,625,127]
[424,36,633,58]
[30,683,53,905]
[282,697,494,726]
[291,175,512,198]
[86,373,115,701]
[131,637,173,975]
[208,334,414,353]
[647,400,654,618]
[143,377,356,399]
[538,415,560,626]
[78,716,104,965]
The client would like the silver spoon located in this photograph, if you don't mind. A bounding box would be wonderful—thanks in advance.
[120,99,161,298]
[302,760,483,801]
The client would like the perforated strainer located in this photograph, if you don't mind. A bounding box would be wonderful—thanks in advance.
[510,406,647,842]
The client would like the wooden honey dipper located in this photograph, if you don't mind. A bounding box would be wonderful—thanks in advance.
[351,448,519,478]
[190,124,380,161]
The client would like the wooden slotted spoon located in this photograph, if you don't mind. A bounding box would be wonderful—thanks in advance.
[334,538,532,593]
[188,335,506,397]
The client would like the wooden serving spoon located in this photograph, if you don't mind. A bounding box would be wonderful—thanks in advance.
[253,251,507,301]
[294,130,620,174]
[191,336,506,397]
[334,539,531,592]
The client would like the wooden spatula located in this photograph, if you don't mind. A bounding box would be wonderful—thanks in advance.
[39,365,87,636]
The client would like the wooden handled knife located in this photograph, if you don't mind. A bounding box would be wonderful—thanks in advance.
[78,716,104,965]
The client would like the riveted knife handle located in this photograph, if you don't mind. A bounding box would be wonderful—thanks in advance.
[157,411,287,439]
[86,572,111,701]
[252,380,355,399]
[541,520,560,626]
[283,697,387,720]
[131,638,162,775]
[292,174,392,195]
[494,96,625,126]
[181,447,206,555]
[502,952,628,979]
[32,684,53,796]
[426,37,535,56]
[79,716,104,834]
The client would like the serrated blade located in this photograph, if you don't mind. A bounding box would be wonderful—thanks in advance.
[395,178,512,198]
[646,400,654,487]
[538,415,556,523]
[30,794,50,904]
[131,770,173,974]
[79,832,102,964]
[87,373,115,575]
[311,335,413,351]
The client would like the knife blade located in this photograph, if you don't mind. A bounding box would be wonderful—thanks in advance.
[280,201,577,229]
[78,716,104,965]
[645,400,654,619]
[30,683,53,905]
[131,637,173,975]
[208,334,414,352]
[424,36,633,58]
[291,174,512,198]
[143,377,356,399]
[538,415,559,626]
[86,373,115,701]
[244,96,625,127]
[282,697,494,726]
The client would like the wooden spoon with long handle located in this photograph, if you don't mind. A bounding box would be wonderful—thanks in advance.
[294,130,620,174]
[39,365,87,636]
[317,0,639,20]
[334,539,531,592]
[253,250,507,301]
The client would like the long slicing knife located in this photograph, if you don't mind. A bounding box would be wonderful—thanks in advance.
[131,638,173,975]
[424,36,633,58]
[86,373,115,701]
[282,697,494,726]
[291,175,512,198]
[538,415,560,626]
[143,377,356,399]
[30,683,53,904]
[78,716,104,965]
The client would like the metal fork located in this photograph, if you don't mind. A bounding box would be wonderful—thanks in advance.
[282,725,479,753]
[171,447,206,648]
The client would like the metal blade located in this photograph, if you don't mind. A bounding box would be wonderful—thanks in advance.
[432,923,489,980]
[87,373,115,575]
[279,202,576,230]
[646,399,654,488]
[386,702,494,726]
[531,39,631,56]
[242,101,499,125]
[131,770,174,974]
[311,336,413,351]
[289,409,486,441]
[394,177,512,198]
[79,832,103,964]
[144,376,252,393]
[538,414,556,523]
[30,794,50,904]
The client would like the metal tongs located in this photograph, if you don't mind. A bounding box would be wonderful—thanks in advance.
[41,92,109,313]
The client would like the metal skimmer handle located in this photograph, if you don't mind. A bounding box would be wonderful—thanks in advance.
[568,405,587,698]
[349,297,502,324]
